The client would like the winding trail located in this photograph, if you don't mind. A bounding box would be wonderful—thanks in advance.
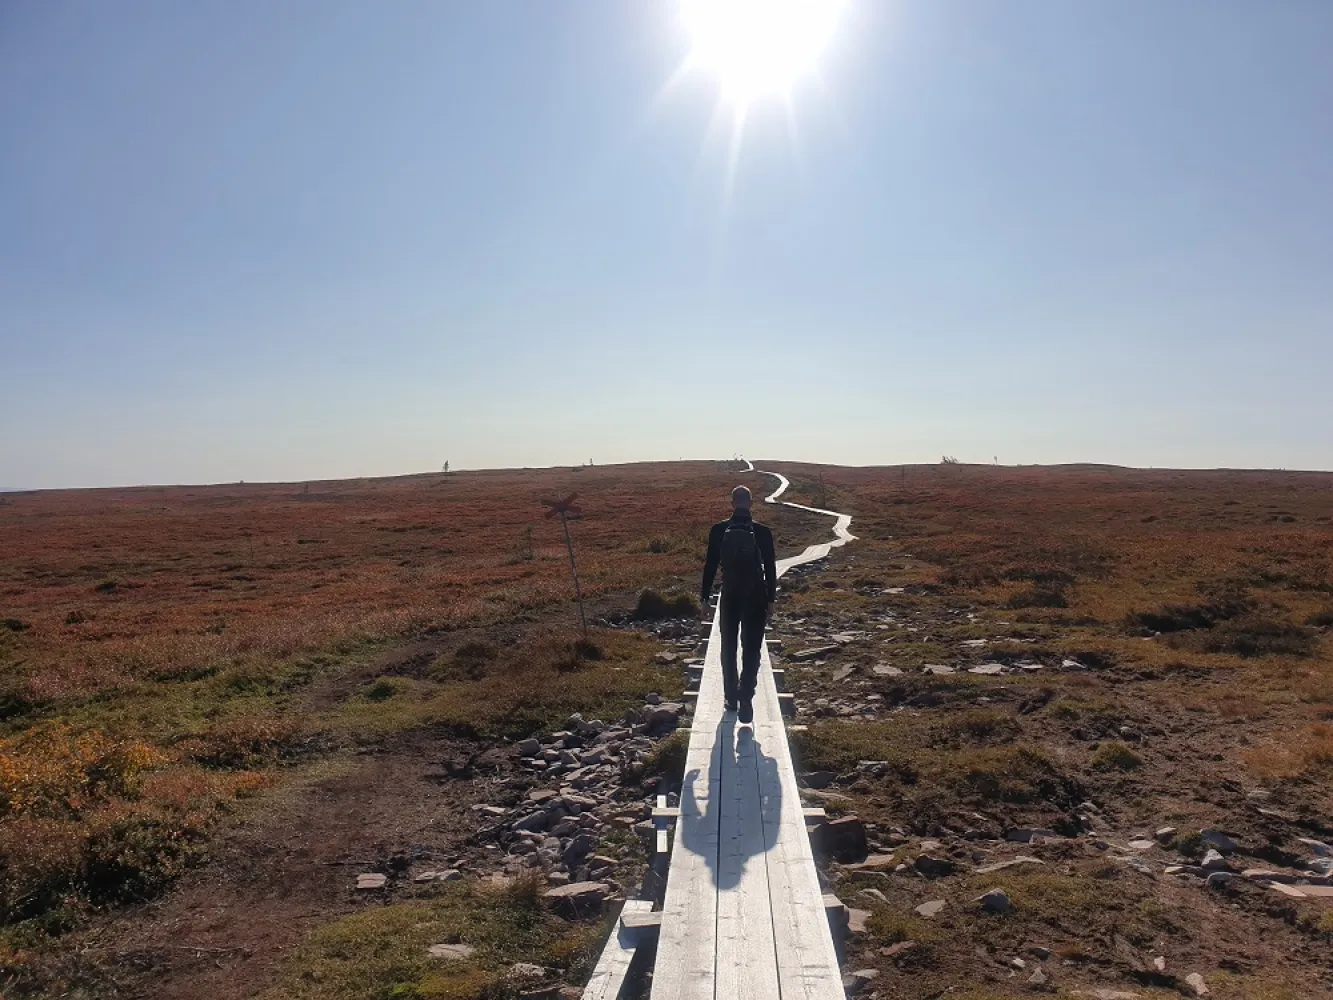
[645,465,856,1000]
[746,460,856,577]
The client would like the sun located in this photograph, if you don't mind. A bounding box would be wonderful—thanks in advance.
[680,0,845,106]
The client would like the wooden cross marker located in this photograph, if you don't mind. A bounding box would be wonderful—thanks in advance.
[542,492,587,636]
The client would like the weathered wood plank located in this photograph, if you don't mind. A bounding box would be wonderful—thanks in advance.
[715,721,780,1000]
[752,641,845,1000]
[583,899,654,1000]
[650,613,724,1000]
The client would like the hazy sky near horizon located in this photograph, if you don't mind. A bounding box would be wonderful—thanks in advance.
[4,1,1332,489]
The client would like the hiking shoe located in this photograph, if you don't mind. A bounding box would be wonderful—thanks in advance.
[738,700,754,725]
[724,699,738,713]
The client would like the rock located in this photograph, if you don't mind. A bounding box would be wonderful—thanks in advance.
[976,888,1013,914]
[913,854,957,877]
[832,665,856,683]
[1205,871,1234,889]
[1200,829,1237,854]
[922,664,954,674]
[355,873,387,890]
[968,662,1006,675]
[509,962,548,980]
[1200,849,1231,872]
[975,856,1044,875]
[1061,658,1083,668]
[1119,856,1154,875]
[1005,828,1058,844]
[1298,837,1333,858]
[564,831,598,864]
[915,899,947,918]
[645,693,662,705]
[1241,868,1302,884]
[1154,826,1176,842]
[1029,945,1052,960]
[542,881,608,916]
[1128,839,1156,850]
[1028,966,1048,986]
[789,645,838,662]
[517,738,542,756]
[880,940,917,959]
[438,869,462,881]
[513,811,548,833]
[1268,883,1308,899]
[645,703,684,734]
[841,853,899,872]
[429,943,475,960]
[816,815,869,862]
[842,969,879,994]
[859,888,888,904]
[1185,972,1209,996]
[846,908,871,934]
[802,771,836,789]
[1153,955,1166,972]
[872,664,902,676]
[1010,956,1026,969]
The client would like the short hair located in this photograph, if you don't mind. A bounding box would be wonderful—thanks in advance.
[731,485,752,509]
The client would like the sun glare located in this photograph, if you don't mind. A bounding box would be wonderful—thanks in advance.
[681,0,844,105]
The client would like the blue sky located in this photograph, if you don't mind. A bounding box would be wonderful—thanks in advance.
[3,1,1331,488]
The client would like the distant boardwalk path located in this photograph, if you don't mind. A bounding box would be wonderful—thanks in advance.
[649,462,855,1000]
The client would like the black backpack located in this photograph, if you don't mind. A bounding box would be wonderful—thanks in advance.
[720,521,764,602]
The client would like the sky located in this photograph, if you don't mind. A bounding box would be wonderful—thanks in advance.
[3,1,1332,489]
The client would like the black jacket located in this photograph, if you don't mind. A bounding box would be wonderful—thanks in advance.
[700,511,777,607]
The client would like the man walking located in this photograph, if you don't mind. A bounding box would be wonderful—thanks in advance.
[700,485,778,725]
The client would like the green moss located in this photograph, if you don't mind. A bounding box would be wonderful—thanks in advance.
[258,878,598,1000]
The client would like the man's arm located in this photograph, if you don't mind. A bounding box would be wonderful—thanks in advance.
[700,523,723,606]
[758,524,778,605]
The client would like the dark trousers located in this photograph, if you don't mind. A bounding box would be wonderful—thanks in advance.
[719,597,766,705]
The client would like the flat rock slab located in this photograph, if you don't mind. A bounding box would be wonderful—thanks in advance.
[975,856,1044,875]
[356,873,387,890]
[967,663,1005,675]
[922,664,954,675]
[872,664,903,676]
[542,881,608,915]
[429,943,476,960]
[914,899,947,918]
[789,645,839,662]
[842,853,900,872]
[1269,883,1310,898]
[960,639,988,647]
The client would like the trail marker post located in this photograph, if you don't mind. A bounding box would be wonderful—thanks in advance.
[543,492,587,637]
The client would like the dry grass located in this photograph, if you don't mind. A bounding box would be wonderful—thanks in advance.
[0,462,785,941]
[255,877,600,1000]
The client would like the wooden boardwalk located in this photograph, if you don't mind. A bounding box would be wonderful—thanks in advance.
[648,467,854,1000]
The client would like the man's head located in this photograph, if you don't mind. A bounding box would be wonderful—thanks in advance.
[731,485,752,511]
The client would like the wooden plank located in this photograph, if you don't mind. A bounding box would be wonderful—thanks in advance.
[583,899,654,1000]
[714,720,781,1000]
[650,612,725,1000]
[620,908,663,931]
[752,640,845,1000]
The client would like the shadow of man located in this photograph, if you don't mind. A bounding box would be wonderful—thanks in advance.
[677,720,783,890]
